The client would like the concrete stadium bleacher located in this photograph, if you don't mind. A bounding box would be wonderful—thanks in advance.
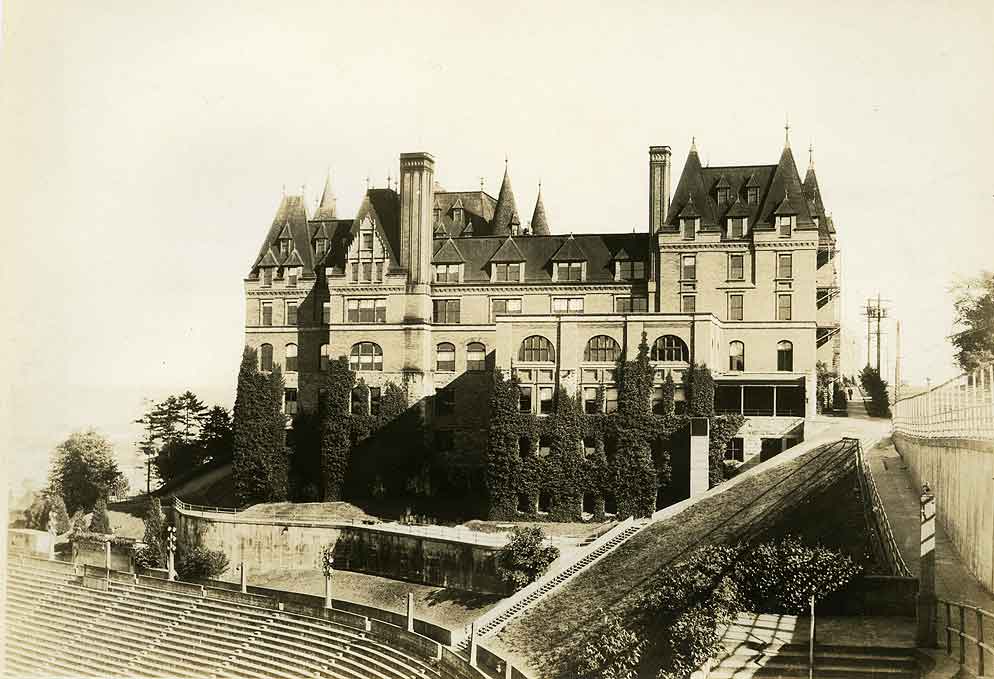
[4,557,476,679]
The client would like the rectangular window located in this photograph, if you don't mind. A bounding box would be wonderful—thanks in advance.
[494,262,521,282]
[717,187,731,205]
[362,262,373,281]
[261,301,273,326]
[682,295,696,313]
[539,386,554,415]
[552,297,584,314]
[315,239,327,257]
[604,387,619,414]
[615,297,649,313]
[287,269,298,288]
[375,262,384,281]
[747,187,759,205]
[284,389,298,416]
[777,294,792,321]
[435,388,455,416]
[729,218,744,239]
[778,215,792,237]
[285,349,297,373]
[519,385,533,413]
[347,299,386,323]
[433,299,461,324]
[729,294,743,321]
[683,219,696,239]
[617,260,646,281]
[492,298,522,317]
[262,268,273,287]
[778,253,793,279]
[369,387,381,416]
[729,254,744,281]
[322,302,331,325]
[583,387,599,414]
[435,264,460,283]
[682,254,697,280]
[725,437,744,462]
[287,302,298,326]
[361,233,373,251]
[556,262,582,281]
[351,264,359,283]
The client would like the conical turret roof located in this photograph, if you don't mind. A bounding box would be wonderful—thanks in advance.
[491,162,520,236]
[315,171,337,220]
[530,184,550,235]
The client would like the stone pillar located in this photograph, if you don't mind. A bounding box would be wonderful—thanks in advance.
[689,417,710,497]
[918,483,937,647]
[406,592,415,632]
[469,621,478,667]
[325,575,333,609]
[240,562,247,594]
[104,540,111,581]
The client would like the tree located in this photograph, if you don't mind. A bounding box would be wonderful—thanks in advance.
[816,361,836,414]
[320,357,354,501]
[175,391,208,443]
[951,271,994,371]
[89,499,112,534]
[176,546,229,580]
[859,366,892,418]
[684,363,715,416]
[659,372,676,416]
[494,526,560,591]
[485,370,522,519]
[574,613,646,679]
[233,347,288,505]
[48,429,128,514]
[141,497,166,566]
[200,406,234,463]
[50,495,70,533]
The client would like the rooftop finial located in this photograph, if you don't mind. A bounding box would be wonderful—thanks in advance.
[504,153,508,166]
[808,142,815,169]
[690,136,697,153]
[365,175,370,190]
[480,177,485,192]
[784,114,791,147]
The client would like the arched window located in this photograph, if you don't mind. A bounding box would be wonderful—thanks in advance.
[467,342,486,371]
[285,343,297,373]
[584,335,621,362]
[518,335,555,363]
[319,344,330,371]
[349,342,382,371]
[436,342,455,372]
[651,335,689,362]
[777,340,793,372]
[729,341,745,372]
[259,344,273,372]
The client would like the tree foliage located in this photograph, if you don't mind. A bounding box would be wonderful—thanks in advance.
[574,612,647,679]
[486,370,522,519]
[859,366,892,418]
[494,526,560,591]
[48,429,127,514]
[951,271,994,371]
[140,497,166,567]
[89,498,112,534]
[233,346,288,505]
[176,546,230,580]
[320,357,354,501]
[684,363,715,416]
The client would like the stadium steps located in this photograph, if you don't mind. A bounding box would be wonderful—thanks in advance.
[4,561,448,679]
[707,614,918,679]
[457,517,650,654]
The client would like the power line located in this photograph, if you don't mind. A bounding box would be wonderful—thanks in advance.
[860,294,890,371]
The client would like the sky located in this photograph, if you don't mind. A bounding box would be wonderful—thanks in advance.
[2,0,993,492]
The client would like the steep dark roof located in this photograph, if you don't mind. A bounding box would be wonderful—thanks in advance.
[491,165,520,236]
[433,190,497,237]
[314,172,337,220]
[489,236,526,263]
[251,195,315,274]
[803,165,826,219]
[550,236,586,262]
[431,233,651,284]
[530,187,551,235]
[283,249,305,267]
[353,189,401,265]
[432,238,465,264]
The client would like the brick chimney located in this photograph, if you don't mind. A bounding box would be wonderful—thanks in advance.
[649,145,672,231]
[399,152,435,286]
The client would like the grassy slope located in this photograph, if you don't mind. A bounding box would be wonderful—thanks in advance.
[493,440,856,677]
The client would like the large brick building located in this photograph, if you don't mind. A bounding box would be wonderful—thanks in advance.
[243,136,840,463]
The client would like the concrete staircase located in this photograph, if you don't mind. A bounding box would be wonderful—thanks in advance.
[456,517,649,654]
[708,614,918,679]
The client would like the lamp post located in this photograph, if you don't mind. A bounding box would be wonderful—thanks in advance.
[322,550,334,609]
[167,526,177,581]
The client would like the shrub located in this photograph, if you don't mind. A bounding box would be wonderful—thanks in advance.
[859,366,892,418]
[320,357,354,501]
[50,495,71,533]
[574,612,646,679]
[133,545,161,571]
[141,497,166,567]
[89,499,112,534]
[233,346,288,504]
[176,546,230,580]
[684,364,715,416]
[494,526,560,591]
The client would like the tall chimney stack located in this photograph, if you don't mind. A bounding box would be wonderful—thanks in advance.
[649,145,672,232]
[398,152,435,286]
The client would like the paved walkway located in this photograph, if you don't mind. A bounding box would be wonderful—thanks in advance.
[857,398,994,676]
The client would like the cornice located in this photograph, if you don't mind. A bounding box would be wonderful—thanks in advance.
[430,284,635,295]
[246,288,314,298]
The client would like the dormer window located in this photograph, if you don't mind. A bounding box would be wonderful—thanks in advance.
[777,215,794,237]
[262,268,273,287]
[682,218,698,240]
[493,262,522,283]
[435,264,461,283]
[555,262,583,282]
[717,187,731,205]
[314,238,327,257]
[728,218,746,239]
[361,233,373,251]
[747,188,759,205]
[452,207,464,227]
[287,268,299,288]
[279,239,291,257]
[616,260,646,281]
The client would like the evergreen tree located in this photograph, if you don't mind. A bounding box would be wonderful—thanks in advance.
[50,495,70,533]
[319,358,354,501]
[685,363,715,416]
[233,347,286,505]
[176,391,209,443]
[200,406,233,463]
[89,499,112,534]
[660,372,676,416]
[266,365,289,501]
[48,429,128,514]
[141,497,166,566]
[485,370,521,519]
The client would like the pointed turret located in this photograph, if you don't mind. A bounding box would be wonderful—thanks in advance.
[803,145,826,218]
[666,140,708,227]
[530,183,550,235]
[491,161,520,236]
[315,170,337,220]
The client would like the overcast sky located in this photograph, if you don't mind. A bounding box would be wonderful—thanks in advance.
[2,1,992,491]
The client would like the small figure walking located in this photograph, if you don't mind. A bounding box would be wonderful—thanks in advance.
[847,387,853,400]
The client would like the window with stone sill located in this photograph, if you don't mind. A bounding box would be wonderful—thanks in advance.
[681,254,697,280]
[284,388,298,416]
[467,342,486,372]
[615,297,648,313]
[551,297,583,314]
[436,342,456,372]
[729,218,746,239]
[747,187,759,205]
[435,264,460,283]
[433,299,460,324]
[777,294,792,321]
[682,295,696,314]
[493,262,521,283]
[262,268,273,287]
[778,253,793,279]
[617,260,646,281]
[261,301,273,327]
[729,294,744,321]
[728,253,745,281]
[556,262,583,282]
[492,298,522,318]
[286,302,298,326]
[260,344,274,372]
[777,216,793,237]
[285,343,297,372]
[348,299,386,323]
[539,386,554,415]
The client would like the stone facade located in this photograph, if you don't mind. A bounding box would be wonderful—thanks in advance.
[243,138,841,465]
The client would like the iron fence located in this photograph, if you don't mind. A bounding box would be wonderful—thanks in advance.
[893,365,994,440]
[854,437,912,578]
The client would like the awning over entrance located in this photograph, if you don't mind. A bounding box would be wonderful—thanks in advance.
[714,376,805,417]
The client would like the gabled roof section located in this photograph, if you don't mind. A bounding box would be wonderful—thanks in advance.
[726,198,752,218]
[283,249,305,267]
[550,235,586,262]
[756,145,814,228]
[774,193,799,216]
[489,235,526,263]
[676,193,701,219]
[257,250,279,267]
[530,185,551,235]
[714,174,732,189]
[745,173,763,188]
[353,188,401,265]
[432,238,465,264]
[803,157,827,220]
[666,144,713,227]
[613,246,633,261]
[491,164,520,236]
[251,194,315,274]
[432,190,498,237]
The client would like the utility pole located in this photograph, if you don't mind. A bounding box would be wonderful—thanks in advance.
[895,321,902,402]
[861,296,890,371]
[876,293,883,372]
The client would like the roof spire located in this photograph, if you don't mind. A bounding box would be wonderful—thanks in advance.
[531,181,550,235]
[491,159,520,236]
[784,114,791,147]
[690,136,698,153]
[316,168,338,219]
[808,142,815,170]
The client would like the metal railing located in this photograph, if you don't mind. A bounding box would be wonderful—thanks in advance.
[172,496,241,514]
[938,599,994,676]
[893,364,994,440]
[854,437,912,577]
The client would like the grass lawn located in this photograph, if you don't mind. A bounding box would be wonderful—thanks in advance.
[462,520,614,540]
[107,510,145,539]
[493,439,857,678]
[249,567,501,630]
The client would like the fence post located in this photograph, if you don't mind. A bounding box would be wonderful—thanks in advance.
[240,562,247,594]
[959,606,966,664]
[105,540,111,582]
[977,607,986,677]
[406,592,415,632]
[469,621,478,667]
[918,484,937,647]
[945,602,952,654]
